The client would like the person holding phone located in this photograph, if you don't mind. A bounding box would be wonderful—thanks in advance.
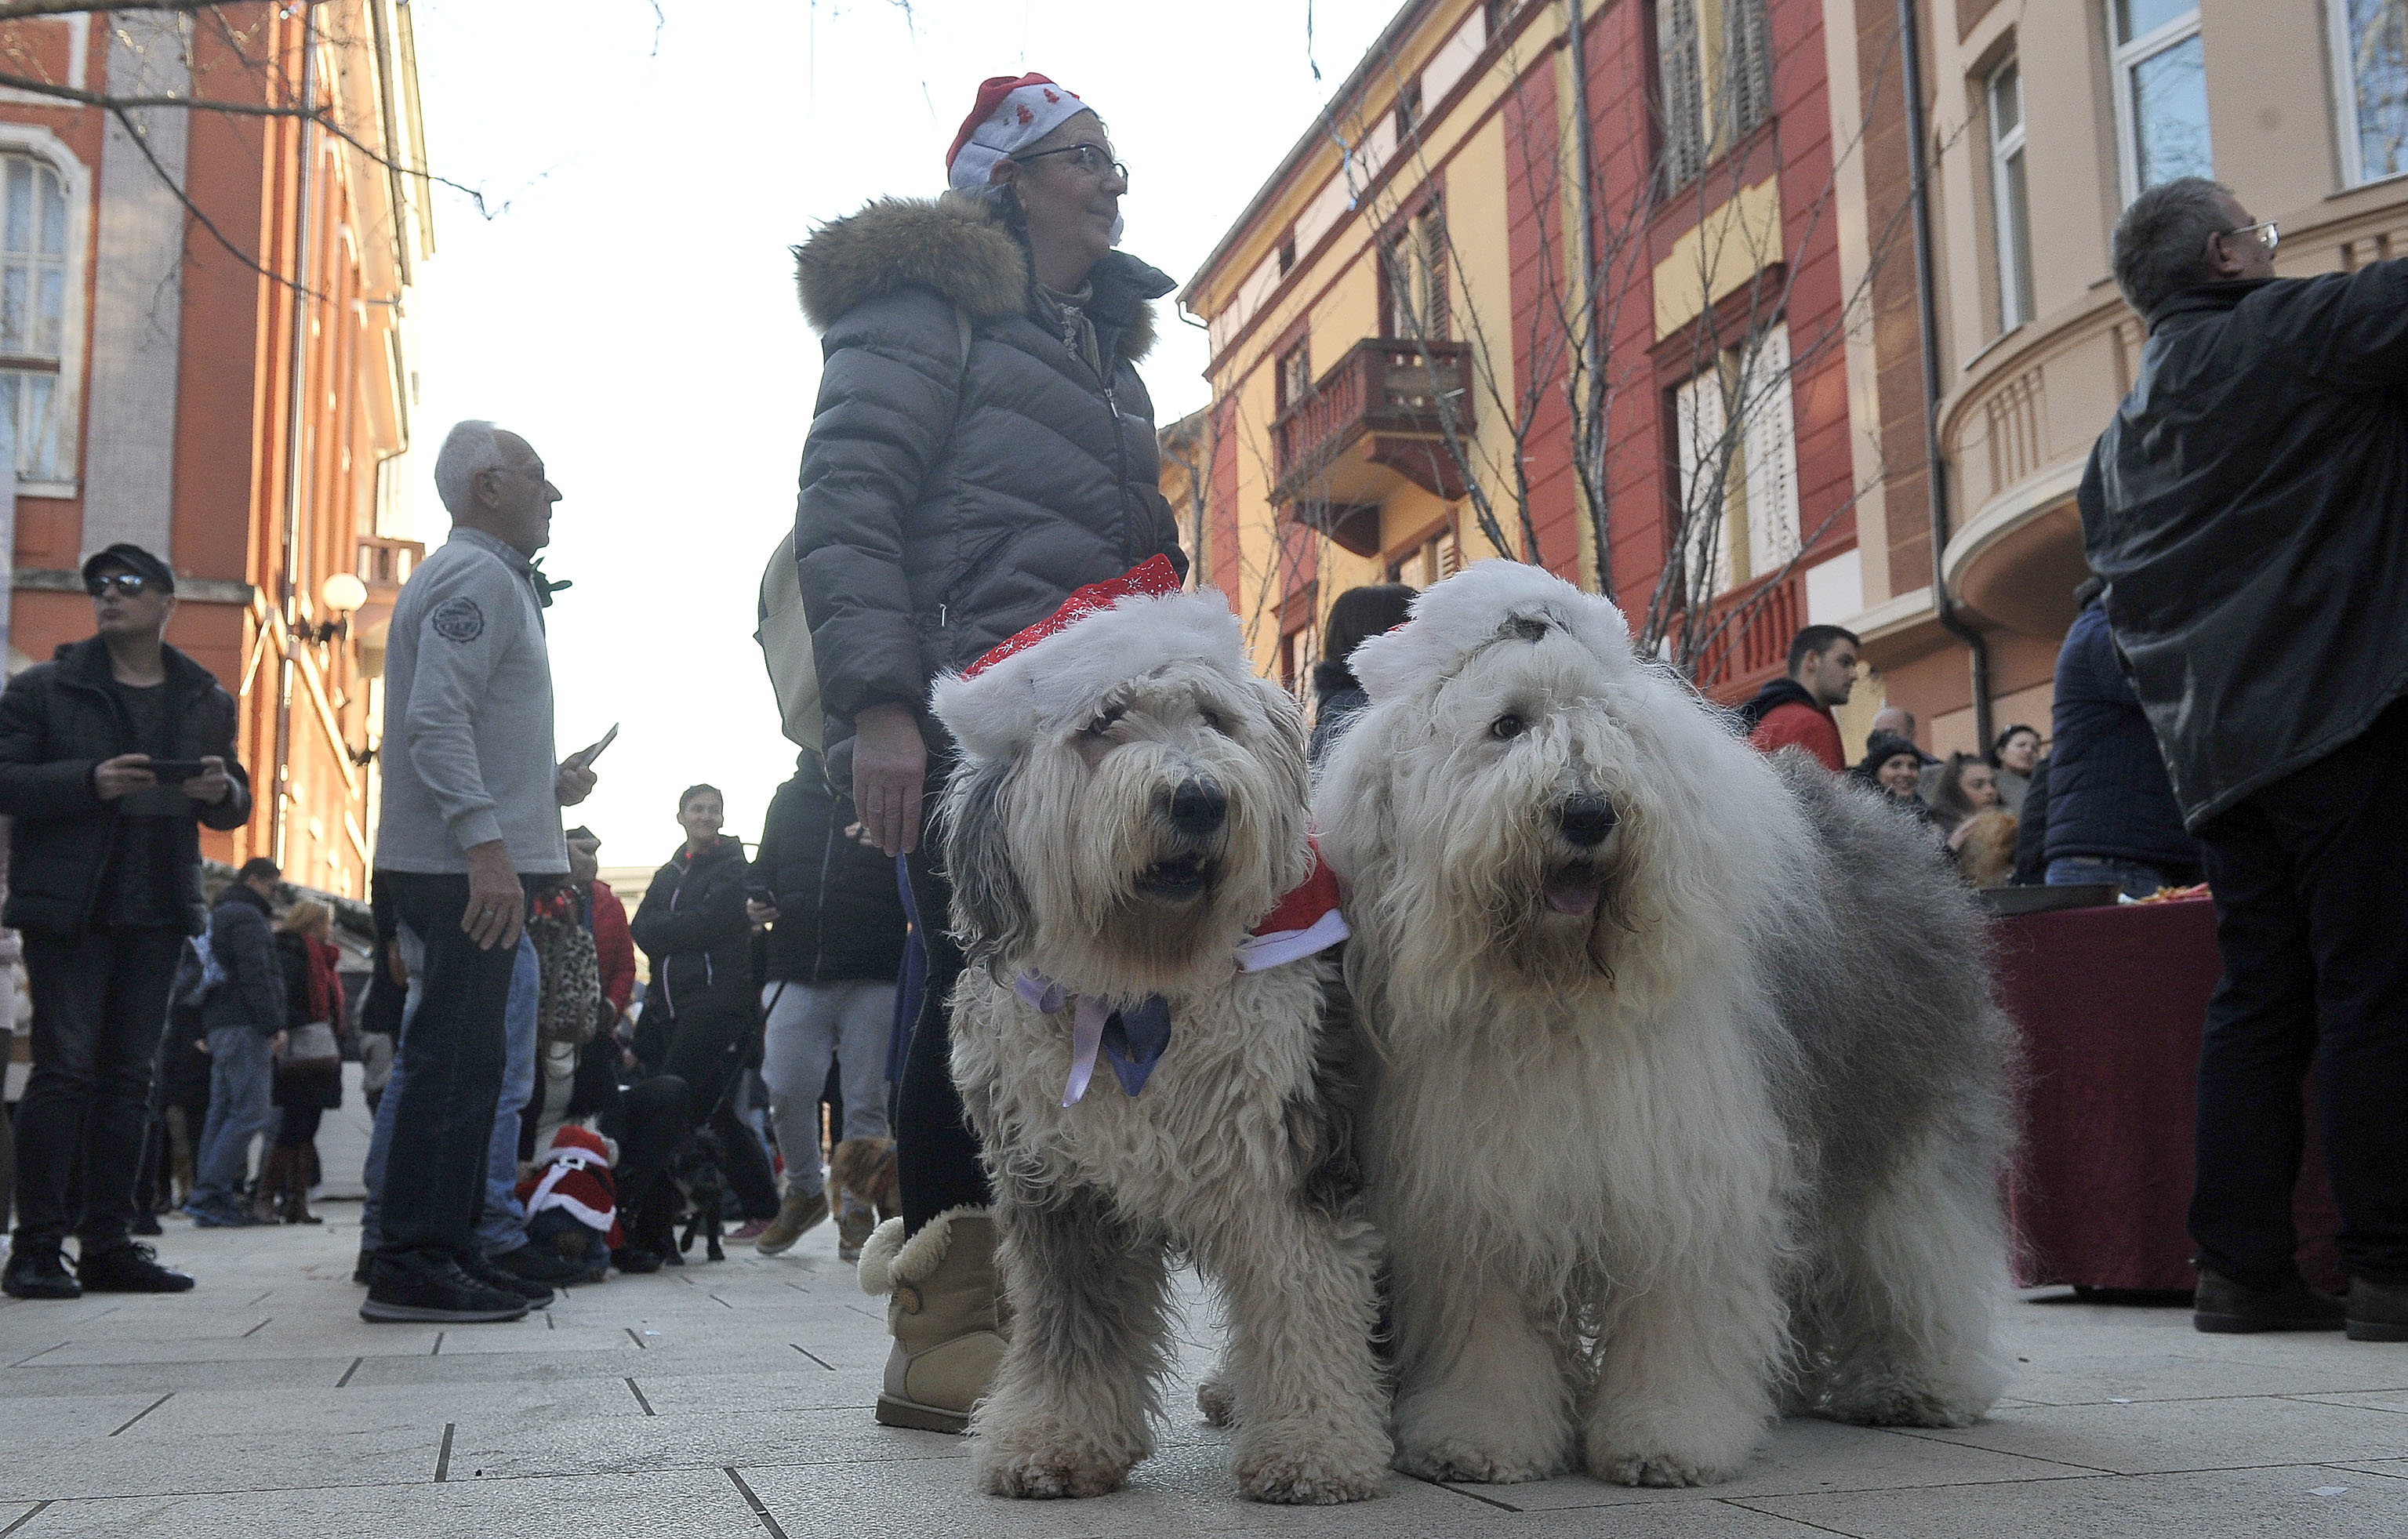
[365,421,599,1325]
[0,543,251,1300]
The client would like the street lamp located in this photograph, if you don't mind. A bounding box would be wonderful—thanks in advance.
[312,571,368,644]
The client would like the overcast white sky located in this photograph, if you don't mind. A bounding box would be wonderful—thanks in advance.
[401,0,1396,868]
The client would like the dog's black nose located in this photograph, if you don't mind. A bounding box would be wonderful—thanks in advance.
[1168,776,1229,835]
[1558,794,1618,847]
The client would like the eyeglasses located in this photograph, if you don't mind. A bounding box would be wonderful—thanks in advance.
[2221,220,2279,254]
[1009,143,1129,183]
[86,573,154,598]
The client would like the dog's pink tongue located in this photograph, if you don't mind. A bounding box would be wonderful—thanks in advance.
[1544,877,1602,916]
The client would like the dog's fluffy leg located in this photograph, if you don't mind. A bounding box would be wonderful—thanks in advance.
[1798,1127,2011,1428]
[1388,1261,1578,1484]
[971,1185,1169,1500]
[1584,1260,1781,1487]
[1205,1210,1391,1505]
[1196,1361,1237,1428]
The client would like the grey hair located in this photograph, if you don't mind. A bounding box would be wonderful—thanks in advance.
[2111,177,2234,319]
[433,419,508,516]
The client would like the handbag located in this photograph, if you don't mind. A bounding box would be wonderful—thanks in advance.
[275,1021,341,1075]
[530,906,603,1047]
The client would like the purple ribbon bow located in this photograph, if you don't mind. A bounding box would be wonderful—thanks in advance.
[1014,974,1175,1106]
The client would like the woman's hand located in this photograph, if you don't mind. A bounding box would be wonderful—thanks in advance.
[852,703,926,858]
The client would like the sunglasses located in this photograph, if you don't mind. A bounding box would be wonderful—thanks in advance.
[86,573,157,598]
[2221,220,2279,255]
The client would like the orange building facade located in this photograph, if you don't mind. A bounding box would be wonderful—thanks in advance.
[0,3,432,898]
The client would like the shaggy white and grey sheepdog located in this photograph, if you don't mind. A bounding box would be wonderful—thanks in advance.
[928,583,1390,1505]
[1316,561,2017,1490]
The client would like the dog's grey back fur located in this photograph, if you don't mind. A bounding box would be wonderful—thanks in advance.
[1755,753,2021,1214]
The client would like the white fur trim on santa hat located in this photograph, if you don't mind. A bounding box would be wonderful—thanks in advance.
[931,589,1248,762]
[1348,559,1638,705]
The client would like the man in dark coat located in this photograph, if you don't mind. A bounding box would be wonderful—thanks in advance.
[184,858,288,1227]
[0,543,249,1298]
[2083,176,2408,1341]
[2039,589,2199,898]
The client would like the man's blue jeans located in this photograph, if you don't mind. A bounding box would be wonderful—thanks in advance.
[2046,855,2178,900]
[189,1025,276,1212]
[361,926,536,1255]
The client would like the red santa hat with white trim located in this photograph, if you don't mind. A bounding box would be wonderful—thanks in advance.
[947,73,1096,198]
[930,556,1251,761]
[514,1124,623,1248]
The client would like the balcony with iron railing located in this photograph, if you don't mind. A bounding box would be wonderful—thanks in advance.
[1270,339,1475,554]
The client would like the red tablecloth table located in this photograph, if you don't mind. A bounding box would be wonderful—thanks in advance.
[1993,893,2342,1293]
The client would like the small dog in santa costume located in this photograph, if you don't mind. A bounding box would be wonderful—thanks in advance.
[890,557,1389,1504]
[516,1125,622,1284]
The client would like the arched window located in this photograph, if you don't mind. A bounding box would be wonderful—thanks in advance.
[0,151,68,481]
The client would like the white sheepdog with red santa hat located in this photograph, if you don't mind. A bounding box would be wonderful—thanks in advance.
[1316,560,2016,1490]
[924,557,1389,1505]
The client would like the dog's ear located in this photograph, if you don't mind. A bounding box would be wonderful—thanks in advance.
[936,756,1034,976]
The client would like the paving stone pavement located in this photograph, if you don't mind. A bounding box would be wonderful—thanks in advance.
[2,1092,2403,1535]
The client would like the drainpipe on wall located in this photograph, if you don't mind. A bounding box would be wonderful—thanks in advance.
[1895,0,1994,750]
[271,5,318,866]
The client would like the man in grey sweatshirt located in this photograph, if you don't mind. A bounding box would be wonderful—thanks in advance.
[361,421,600,1325]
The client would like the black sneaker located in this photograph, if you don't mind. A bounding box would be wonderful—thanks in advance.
[130,1213,164,1237]
[353,1249,372,1286]
[2347,1276,2408,1342]
[76,1243,195,1294]
[2,1246,81,1300]
[488,1242,586,1288]
[609,1245,663,1275]
[2193,1268,2347,1333]
[359,1254,530,1324]
[456,1250,553,1308]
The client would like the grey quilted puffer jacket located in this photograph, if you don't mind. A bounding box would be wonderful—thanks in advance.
[791,193,1188,767]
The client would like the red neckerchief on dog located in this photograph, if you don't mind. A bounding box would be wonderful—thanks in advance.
[1016,846,1349,1107]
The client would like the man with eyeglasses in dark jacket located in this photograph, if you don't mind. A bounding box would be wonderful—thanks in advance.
[0,543,250,1298]
[2085,177,2408,1343]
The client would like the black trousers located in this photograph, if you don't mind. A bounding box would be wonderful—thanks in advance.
[898,823,986,1234]
[12,925,185,1254]
[655,1000,780,1220]
[2191,702,2408,1288]
[379,873,518,1262]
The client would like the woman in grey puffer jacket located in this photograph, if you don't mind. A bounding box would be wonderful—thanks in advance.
[790,74,1186,1434]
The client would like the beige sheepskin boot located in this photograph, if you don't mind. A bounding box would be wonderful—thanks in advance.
[859,1206,1004,1432]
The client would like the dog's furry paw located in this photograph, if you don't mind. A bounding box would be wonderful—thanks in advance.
[1234,1438,1389,1504]
[1392,1436,1566,1485]
[1197,1374,1237,1428]
[1819,1387,1983,1429]
[1583,1413,1758,1488]
[973,1441,1134,1500]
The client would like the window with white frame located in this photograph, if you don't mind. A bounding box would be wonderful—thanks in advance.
[1988,59,2037,330]
[0,151,67,482]
[1657,0,1774,188]
[2109,0,2212,200]
[1672,322,1799,601]
[2333,0,2408,183]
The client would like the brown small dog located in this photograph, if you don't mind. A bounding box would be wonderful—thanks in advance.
[827,1136,899,1262]
[828,1136,900,1221]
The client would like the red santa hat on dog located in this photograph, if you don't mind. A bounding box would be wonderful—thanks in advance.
[931,556,1248,761]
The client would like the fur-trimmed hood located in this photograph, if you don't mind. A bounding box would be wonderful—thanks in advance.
[931,588,1251,763]
[792,191,1168,365]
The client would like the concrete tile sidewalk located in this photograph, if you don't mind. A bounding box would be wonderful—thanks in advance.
[0,1079,2399,1536]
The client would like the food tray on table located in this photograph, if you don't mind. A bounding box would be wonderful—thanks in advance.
[1976,883,2123,917]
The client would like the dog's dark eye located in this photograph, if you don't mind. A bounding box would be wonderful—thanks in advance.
[1490,713,1526,741]
[1084,705,1126,736]
[1200,708,1226,735]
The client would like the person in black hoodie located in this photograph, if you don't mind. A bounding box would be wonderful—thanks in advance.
[0,544,250,1299]
[629,785,777,1227]
[1309,585,1417,768]
[744,750,908,1258]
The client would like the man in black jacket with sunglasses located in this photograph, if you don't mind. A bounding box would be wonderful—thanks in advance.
[0,543,250,1299]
